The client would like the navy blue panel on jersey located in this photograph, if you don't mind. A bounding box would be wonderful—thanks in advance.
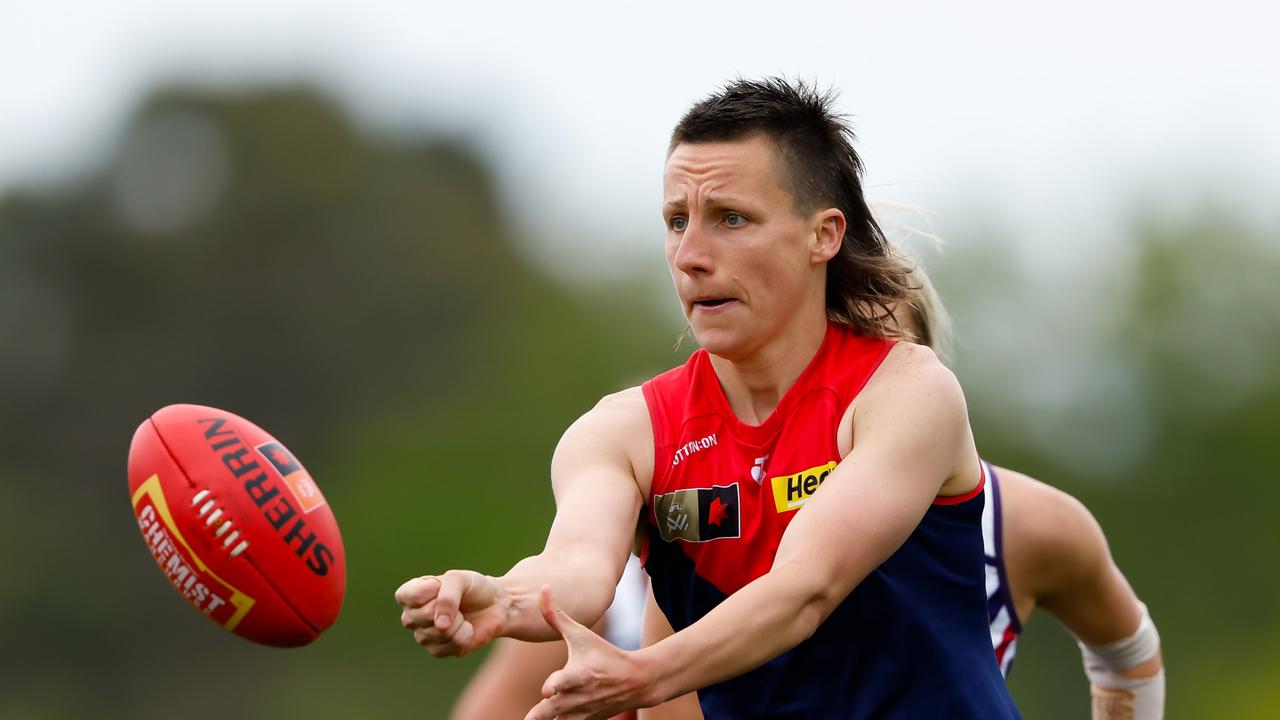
[646,491,1021,719]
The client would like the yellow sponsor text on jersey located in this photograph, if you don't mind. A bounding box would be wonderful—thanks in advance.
[771,461,837,513]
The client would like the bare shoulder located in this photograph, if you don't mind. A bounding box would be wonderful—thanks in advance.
[552,386,654,495]
[858,341,966,415]
[593,385,651,420]
[558,386,651,448]
[997,468,1111,596]
[849,341,976,496]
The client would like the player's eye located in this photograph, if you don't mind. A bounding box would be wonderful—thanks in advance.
[669,216,688,232]
[724,212,746,227]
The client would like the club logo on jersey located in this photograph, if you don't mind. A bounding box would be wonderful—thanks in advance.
[653,483,740,542]
[256,441,326,514]
[770,461,837,513]
[750,455,769,484]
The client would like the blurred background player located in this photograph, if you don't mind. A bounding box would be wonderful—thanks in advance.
[445,256,1164,720]
[903,261,1165,718]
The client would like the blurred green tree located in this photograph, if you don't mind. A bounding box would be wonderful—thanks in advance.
[0,84,676,719]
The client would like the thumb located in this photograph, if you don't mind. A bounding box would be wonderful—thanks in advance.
[538,584,588,644]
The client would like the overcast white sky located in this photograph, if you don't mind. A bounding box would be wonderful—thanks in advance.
[4,1,1278,277]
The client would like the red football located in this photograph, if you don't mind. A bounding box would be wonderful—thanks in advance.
[127,404,346,647]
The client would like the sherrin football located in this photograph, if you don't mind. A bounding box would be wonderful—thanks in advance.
[127,404,346,647]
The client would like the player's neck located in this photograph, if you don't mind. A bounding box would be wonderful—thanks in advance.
[708,312,828,426]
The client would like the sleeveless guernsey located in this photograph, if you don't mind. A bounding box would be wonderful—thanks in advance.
[982,461,1022,677]
[641,323,1020,719]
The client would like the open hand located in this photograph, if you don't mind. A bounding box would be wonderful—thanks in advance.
[525,585,654,720]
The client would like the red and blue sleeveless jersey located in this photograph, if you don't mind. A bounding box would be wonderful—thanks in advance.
[641,323,1020,719]
[982,461,1022,677]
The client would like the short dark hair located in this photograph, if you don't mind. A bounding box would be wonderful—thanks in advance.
[670,77,912,338]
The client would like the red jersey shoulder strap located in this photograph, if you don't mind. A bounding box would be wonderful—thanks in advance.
[641,352,701,452]
[641,352,706,501]
[807,323,896,404]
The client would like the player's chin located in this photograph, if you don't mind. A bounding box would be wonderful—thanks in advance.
[688,325,746,359]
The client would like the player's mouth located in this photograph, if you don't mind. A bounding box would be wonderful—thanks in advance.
[690,296,739,313]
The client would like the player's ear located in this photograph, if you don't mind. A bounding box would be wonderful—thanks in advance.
[811,208,844,264]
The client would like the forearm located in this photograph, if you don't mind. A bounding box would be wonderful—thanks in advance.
[633,458,936,701]
[1090,661,1164,720]
[635,560,831,704]
[637,692,703,720]
[639,585,704,720]
[1079,603,1165,720]
[497,551,620,641]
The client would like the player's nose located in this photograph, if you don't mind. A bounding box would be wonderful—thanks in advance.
[672,221,714,276]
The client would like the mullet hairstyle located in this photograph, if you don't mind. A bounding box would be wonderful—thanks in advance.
[669,77,913,338]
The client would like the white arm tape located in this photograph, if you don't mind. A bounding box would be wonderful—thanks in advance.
[1079,602,1161,674]
[1078,603,1164,720]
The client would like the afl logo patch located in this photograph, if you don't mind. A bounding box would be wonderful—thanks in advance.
[653,484,740,542]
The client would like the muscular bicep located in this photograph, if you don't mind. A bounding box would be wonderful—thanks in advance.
[493,389,652,641]
[1033,497,1146,646]
[773,348,976,611]
[543,453,641,584]
[541,390,649,599]
[1049,562,1145,648]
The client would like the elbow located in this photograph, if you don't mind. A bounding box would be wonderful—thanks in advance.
[1079,603,1163,682]
[571,572,619,627]
[770,557,844,643]
[519,554,618,628]
[792,598,828,643]
[789,574,842,643]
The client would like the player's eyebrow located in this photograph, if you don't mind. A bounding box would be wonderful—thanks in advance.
[702,193,749,211]
[663,194,750,214]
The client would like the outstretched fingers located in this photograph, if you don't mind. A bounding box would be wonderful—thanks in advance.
[532,585,616,718]
[525,694,607,720]
[539,584,589,645]
[542,666,583,700]
[524,695,585,720]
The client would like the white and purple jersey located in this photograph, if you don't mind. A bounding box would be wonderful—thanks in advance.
[603,555,646,651]
[983,461,1023,677]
